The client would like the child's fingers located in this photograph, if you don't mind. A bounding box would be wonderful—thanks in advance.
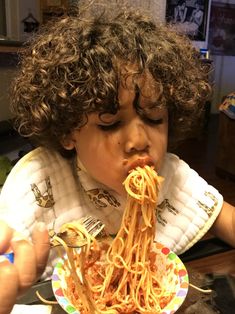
[31,222,50,278]
[0,256,19,314]
[0,220,13,253]
[0,221,50,299]
[10,235,37,294]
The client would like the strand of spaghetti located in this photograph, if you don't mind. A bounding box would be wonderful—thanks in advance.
[53,234,97,313]
[189,283,212,293]
[103,166,162,310]
[59,228,117,314]
[133,167,161,311]
[148,273,164,306]
[59,222,93,255]
[133,204,153,310]
[60,165,173,313]
[100,202,140,298]
[63,224,106,313]
[136,270,151,311]
[35,290,58,305]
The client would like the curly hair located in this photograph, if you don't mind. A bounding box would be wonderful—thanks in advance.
[11,1,211,156]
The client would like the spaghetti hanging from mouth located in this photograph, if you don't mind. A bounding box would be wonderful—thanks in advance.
[54,165,176,313]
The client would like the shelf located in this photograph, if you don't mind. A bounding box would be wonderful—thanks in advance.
[0,40,23,53]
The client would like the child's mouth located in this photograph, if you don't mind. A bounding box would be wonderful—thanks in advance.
[125,156,155,173]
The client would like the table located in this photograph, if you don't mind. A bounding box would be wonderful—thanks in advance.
[17,238,235,313]
[179,251,235,313]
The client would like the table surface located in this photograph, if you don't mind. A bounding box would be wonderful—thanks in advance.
[17,238,235,314]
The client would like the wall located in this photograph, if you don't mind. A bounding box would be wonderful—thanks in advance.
[5,0,40,42]
[0,0,40,121]
[0,67,16,120]
[129,0,166,22]
[209,0,235,113]
[212,55,235,113]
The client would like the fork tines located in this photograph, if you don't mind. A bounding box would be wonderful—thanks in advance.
[79,216,105,238]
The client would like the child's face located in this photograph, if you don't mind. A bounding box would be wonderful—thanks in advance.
[63,67,168,197]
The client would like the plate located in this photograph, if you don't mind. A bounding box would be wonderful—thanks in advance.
[52,242,189,314]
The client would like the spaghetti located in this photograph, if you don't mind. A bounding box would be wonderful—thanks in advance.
[54,165,176,313]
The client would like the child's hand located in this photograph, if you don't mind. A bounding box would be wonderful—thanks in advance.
[0,221,50,314]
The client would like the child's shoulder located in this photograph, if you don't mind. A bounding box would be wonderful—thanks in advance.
[161,152,192,183]
[163,152,204,181]
[7,147,70,178]
[157,153,224,254]
[161,152,222,202]
[0,147,74,198]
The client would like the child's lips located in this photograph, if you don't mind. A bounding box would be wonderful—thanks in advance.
[125,156,155,173]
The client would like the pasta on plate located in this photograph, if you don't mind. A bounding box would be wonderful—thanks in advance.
[52,165,188,314]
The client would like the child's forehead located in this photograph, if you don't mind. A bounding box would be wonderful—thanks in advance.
[118,64,162,104]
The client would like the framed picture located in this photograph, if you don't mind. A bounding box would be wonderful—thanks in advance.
[165,0,210,41]
[208,2,235,56]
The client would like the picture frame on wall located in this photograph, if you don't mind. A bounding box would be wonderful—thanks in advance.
[165,0,210,41]
[208,2,235,56]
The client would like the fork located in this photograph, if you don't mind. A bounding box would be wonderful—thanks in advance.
[50,216,106,248]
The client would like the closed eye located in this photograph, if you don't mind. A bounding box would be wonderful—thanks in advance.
[143,117,163,125]
[98,121,121,131]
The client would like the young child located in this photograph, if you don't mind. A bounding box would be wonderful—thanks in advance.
[0,1,234,313]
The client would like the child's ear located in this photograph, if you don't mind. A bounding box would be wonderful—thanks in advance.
[61,134,76,150]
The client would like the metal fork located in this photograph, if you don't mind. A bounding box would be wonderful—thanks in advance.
[50,216,106,248]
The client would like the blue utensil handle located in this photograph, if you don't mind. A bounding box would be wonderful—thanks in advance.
[1,252,14,263]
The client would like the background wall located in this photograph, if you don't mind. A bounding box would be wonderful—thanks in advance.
[0,0,40,121]
[0,66,16,120]
[209,0,235,113]
[4,0,40,42]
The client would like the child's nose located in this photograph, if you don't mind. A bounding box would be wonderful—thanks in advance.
[124,122,150,153]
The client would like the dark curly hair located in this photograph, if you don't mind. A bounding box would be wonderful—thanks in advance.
[11,0,211,156]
